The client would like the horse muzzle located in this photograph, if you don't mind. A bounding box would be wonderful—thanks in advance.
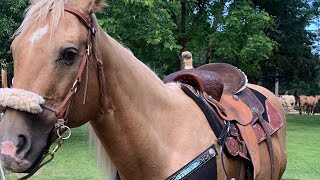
[0,139,32,172]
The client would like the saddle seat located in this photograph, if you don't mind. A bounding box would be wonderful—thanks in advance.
[197,63,248,95]
[163,63,252,126]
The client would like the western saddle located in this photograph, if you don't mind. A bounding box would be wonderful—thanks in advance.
[163,63,283,180]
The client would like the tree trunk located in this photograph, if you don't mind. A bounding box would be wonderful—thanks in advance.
[1,63,8,88]
[176,0,188,70]
[181,0,187,51]
[206,1,225,63]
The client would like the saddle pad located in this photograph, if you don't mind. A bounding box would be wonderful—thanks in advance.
[253,100,284,143]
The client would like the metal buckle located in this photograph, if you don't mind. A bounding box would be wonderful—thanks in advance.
[224,120,231,134]
[86,44,92,56]
[71,80,79,93]
[91,27,96,35]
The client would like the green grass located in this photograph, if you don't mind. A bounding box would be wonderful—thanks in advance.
[283,114,320,180]
[4,115,320,179]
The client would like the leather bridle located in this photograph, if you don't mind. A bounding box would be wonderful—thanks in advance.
[55,6,96,120]
[18,6,105,180]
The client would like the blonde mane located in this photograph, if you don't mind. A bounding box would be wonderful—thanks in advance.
[13,0,65,38]
[88,124,117,180]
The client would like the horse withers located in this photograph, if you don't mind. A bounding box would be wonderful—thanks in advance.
[0,0,287,179]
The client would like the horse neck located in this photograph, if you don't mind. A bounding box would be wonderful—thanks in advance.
[89,27,172,178]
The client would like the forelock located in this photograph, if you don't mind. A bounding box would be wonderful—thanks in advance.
[13,0,65,38]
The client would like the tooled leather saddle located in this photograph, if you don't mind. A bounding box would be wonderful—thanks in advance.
[163,63,283,180]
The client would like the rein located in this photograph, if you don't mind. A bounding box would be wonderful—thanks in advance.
[18,6,104,179]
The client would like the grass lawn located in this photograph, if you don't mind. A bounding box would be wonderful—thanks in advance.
[283,114,320,180]
[4,114,320,179]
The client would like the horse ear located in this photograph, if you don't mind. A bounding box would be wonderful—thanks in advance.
[90,0,106,13]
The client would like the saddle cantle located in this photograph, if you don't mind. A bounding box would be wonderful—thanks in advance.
[163,69,224,101]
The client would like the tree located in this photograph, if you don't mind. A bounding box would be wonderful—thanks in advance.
[1,0,317,94]
[211,1,276,82]
[253,0,320,94]
[311,0,320,57]
[98,0,276,79]
[97,0,180,77]
[0,0,27,83]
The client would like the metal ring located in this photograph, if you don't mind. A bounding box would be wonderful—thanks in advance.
[56,125,72,140]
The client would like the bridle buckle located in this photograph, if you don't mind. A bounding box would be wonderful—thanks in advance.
[71,80,79,93]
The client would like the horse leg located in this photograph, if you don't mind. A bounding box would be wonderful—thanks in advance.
[308,106,312,115]
[312,105,316,115]
[299,105,302,115]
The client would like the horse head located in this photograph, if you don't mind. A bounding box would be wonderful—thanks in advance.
[0,0,104,173]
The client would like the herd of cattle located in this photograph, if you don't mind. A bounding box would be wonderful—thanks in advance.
[278,93,320,115]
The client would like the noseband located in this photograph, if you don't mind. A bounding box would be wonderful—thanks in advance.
[18,6,105,180]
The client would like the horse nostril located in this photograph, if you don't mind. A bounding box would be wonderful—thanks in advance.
[16,135,27,155]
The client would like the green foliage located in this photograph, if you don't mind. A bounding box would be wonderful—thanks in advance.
[124,0,154,6]
[254,0,319,92]
[212,1,276,79]
[0,0,318,93]
[97,0,180,77]
[311,0,320,57]
[0,0,27,60]
[0,0,27,85]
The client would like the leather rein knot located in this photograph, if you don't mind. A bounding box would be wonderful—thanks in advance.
[19,6,101,180]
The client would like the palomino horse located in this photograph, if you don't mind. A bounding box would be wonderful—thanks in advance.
[0,0,286,179]
[298,95,320,115]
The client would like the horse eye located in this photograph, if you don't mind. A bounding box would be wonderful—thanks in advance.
[58,48,78,65]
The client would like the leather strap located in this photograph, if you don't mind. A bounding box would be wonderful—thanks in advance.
[55,6,95,119]
[64,6,92,29]
[97,59,106,113]
[255,110,275,180]
[236,123,260,179]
